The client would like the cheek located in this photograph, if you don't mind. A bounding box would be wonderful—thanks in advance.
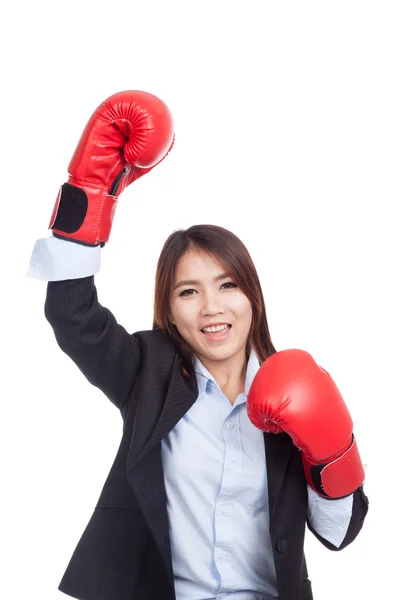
[231,295,252,318]
[170,299,197,328]
[234,300,253,334]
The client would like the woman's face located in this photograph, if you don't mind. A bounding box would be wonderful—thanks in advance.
[169,249,253,365]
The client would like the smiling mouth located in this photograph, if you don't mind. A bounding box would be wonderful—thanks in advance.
[200,324,232,339]
[201,324,231,332]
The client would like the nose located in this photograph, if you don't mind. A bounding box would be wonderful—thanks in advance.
[200,289,225,316]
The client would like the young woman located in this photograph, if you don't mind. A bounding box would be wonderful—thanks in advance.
[28,91,369,600]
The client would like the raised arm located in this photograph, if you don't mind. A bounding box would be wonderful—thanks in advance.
[44,271,143,412]
[27,90,175,411]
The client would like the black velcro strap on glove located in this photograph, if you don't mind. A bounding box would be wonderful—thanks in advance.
[52,183,88,234]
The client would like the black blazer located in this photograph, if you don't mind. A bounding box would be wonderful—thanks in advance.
[45,276,369,600]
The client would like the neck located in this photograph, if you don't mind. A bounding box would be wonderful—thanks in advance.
[197,347,248,391]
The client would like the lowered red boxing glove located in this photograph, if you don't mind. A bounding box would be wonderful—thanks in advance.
[49,90,174,246]
[247,349,365,499]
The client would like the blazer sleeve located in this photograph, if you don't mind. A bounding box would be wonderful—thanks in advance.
[306,484,369,551]
[45,276,143,412]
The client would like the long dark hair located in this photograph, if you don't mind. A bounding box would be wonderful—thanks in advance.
[152,224,277,379]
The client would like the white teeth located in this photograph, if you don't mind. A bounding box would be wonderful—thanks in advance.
[202,324,230,333]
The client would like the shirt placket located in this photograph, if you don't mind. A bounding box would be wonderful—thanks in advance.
[214,406,243,593]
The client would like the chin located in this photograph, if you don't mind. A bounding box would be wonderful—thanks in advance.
[202,344,242,360]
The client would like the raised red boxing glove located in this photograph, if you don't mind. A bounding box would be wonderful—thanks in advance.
[49,90,174,246]
[247,349,365,499]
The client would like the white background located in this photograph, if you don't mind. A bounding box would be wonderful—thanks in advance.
[2,1,399,598]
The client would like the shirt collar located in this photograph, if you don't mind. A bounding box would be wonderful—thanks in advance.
[193,348,261,400]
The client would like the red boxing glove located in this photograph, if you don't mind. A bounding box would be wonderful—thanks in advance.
[247,349,365,499]
[49,90,174,246]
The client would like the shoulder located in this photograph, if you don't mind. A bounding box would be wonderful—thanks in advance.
[132,327,177,355]
[131,328,185,384]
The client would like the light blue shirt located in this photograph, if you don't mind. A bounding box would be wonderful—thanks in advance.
[27,237,356,600]
[161,350,279,600]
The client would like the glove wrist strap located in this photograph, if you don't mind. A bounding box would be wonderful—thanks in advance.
[49,177,118,245]
[303,436,365,499]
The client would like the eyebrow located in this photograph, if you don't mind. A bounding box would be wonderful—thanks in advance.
[173,272,232,291]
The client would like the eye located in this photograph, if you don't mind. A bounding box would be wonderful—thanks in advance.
[221,282,238,290]
[179,282,238,297]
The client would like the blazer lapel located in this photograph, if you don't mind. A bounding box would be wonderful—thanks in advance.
[126,352,199,591]
[127,353,198,470]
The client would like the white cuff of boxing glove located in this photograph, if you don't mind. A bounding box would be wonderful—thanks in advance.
[26,236,101,281]
[307,484,353,547]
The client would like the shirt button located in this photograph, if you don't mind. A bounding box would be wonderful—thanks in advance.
[227,421,235,429]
